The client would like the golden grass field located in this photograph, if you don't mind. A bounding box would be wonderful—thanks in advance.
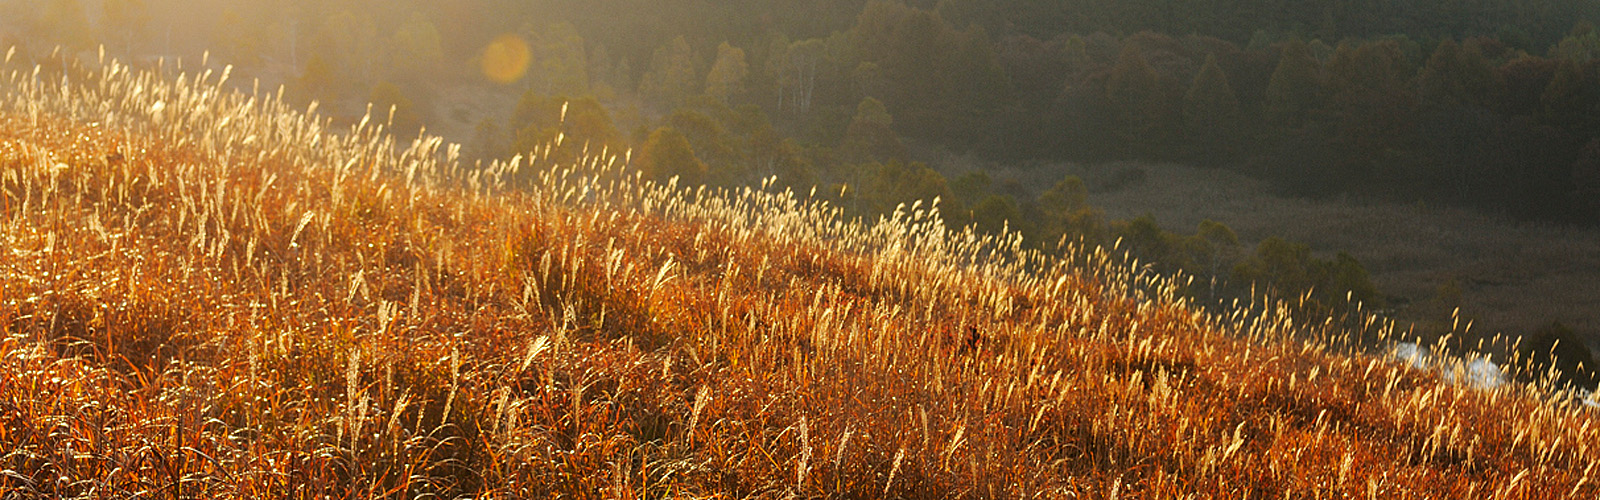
[2,51,1598,499]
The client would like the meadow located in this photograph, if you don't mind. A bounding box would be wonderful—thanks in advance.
[1066,161,1600,351]
[1,50,1597,499]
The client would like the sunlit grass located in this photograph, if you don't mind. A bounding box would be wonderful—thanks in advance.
[0,49,1596,499]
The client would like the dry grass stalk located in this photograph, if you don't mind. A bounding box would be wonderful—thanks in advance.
[0,48,1595,499]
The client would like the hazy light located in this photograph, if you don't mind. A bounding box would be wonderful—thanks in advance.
[481,34,531,84]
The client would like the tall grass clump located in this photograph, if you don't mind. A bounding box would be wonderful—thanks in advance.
[0,48,1596,498]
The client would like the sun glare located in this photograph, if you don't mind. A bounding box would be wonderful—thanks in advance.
[479,33,531,84]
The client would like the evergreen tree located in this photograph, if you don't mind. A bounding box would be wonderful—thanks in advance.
[1324,252,1378,306]
[1264,39,1323,127]
[878,9,961,136]
[748,124,815,188]
[1493,54,1558,117]
[1325,40,1412,104]
[949,171,992,208]
[1323,40,1418,184]
[1037,175,1088,215]
[1105,43,1173,157]
[1061,34,1090,69]
[1184,55,1242,126]
[1116,215,1189,272]
[1106,43,1159,104]
[849,0,914,64]
[1182,53,1243,160]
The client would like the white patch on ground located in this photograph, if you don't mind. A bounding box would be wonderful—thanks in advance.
[1458,357,1507,390]
[1391,342,1431,370]
[1580,389,1600,409]
[1389,342,1506,391]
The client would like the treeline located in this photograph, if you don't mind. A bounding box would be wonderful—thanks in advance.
[12,0,1600,221]
[937,0,1599,54]
[488,0,1594,224]
[1026,31,1600,222]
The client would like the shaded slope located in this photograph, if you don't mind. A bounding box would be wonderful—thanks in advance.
[0,56,1597,499]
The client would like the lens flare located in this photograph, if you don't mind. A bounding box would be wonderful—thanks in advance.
[480,34,531,84]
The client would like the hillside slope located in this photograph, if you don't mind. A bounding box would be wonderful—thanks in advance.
[1,55,1597,499]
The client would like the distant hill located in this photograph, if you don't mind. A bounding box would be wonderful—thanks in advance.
[0,54,1596,498]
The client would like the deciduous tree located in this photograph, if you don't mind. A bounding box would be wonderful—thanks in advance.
[772,38,827,116]
[838,97,906,163]
[637,126,707,186]
[1035,175,1104,245]
[369,81,421,134]
[101,0,149,52]
[859,160,955,218]
[639,36,698,110]
[510,93,624,168]
[312,9,380,84]
[1571,137,1600,221]
[390,13,445,80]
[1542,59,1597,129]
[705,42,749,104]
[667,108,741,183]
[529,22,589,97]
[1418,38,1498,109]
[41,0,93,49]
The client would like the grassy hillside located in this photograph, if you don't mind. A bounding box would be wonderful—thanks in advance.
[1,54,1597,499]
